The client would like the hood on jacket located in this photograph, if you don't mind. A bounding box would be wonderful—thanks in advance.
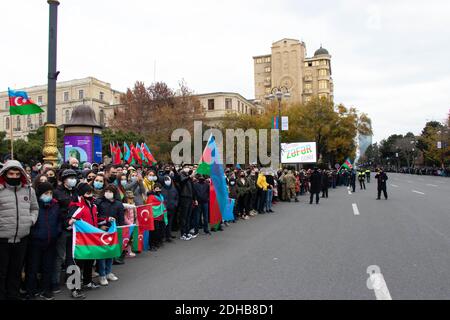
[163,175,173,188]
[0,160,30,188]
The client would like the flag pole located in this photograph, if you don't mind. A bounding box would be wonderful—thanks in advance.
[10,114,14,160]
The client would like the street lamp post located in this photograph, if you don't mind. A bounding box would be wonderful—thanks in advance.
[43,0,60,166]
[265,87,290,168]
[437,130,448,170]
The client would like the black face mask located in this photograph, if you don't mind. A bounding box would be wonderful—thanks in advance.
[6,177,21,186]
[48,177,57,184]
[92,169,99,174]
[188,170,193,175]
[108,175,116,183]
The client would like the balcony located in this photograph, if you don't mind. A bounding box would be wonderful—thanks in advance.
[303,88,313,94]
[304,76,313,82]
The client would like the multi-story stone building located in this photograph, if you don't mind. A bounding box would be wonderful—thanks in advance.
[0,77,122,140]
[253,38,334,105]
[196,92,264,127]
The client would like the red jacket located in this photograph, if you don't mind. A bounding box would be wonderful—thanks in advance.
[68,197,98,227]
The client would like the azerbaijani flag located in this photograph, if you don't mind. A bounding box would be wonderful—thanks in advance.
[147,194,168,225]
[271,116,279,129]
[197,135,229,230]
[223,198,235,222]
[124,142,132,164]
[73,220,121,260]
[117,224,136,250]
[8,88,44,115]
[131,143,143,165]
[340,157,353,171]
[142,142,157,164]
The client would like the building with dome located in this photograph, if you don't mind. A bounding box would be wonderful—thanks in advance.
[253,38,334,106]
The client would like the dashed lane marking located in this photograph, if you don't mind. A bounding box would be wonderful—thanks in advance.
[412,190,425,195]
[352,203,360,216]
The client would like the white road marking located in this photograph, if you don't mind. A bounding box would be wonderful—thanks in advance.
[412,190,425,195]
[390,184,399,188]
[426,184,438,187]
[366,266,392,300]
[352,203,360,216]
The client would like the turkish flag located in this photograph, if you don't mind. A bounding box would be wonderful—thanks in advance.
[136,205,155,231]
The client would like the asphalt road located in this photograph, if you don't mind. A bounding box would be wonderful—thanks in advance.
[63,173,450,300]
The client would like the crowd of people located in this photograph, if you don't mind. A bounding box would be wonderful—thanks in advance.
[0,156,390,301]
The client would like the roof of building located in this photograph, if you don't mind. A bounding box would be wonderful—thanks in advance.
[314,46,329,56]
[195,92,255,104]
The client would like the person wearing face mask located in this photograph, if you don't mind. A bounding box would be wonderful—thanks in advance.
[161,176,179,241]
[30,161,42,180]
[66,183,100,296]
[25,182,61,300]
[52,169,79,295]
[82,170,96,185]
[116,173,128,200]
[91,163,99,175]
[104,164,118,186]
[175,164,198,241]
[95,185,124,285]
[143,170,158,196]
[236,171,251,220]
[247,169,258,215]
[32,173,49,191]
[191,174,210,236]
[44,168,58,189]
[91,174,106,199]
[0,160,39,300]
[228,177,238,222]
[123,171,146,206]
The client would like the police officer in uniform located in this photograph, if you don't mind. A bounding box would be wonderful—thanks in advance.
[358,169,366,190]
[375,168,388,200]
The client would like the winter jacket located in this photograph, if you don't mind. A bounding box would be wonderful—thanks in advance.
[309,171,322,193]
[68,197,98,228]
[0,160,39,243]
[193,181,209,204]
[124,179,146,206]
[236,178,250,197]
[53,184,79,224]
[375,172,388,188]
[228,182,238,199]
[30,199,61,242]
[257,174,269,191]
[161,177,179,211]
[176,172,197,200]
[95,197,125,227]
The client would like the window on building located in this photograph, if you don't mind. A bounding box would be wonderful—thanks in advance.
[99,110,105,126]
[16,116,21,130]
[5,117,9,130]
[225,98,232,110]
[39,113,43,126]
[265,87,271,94]
[207,99,214,110]
[65,110,70,123]
[256,58,263,64]
[245,105,248,114]
[27,115,31,128]
[319,80,328,89]
[37,96,43,105]
[99,92,104,101]
[319,69,328,77]
[321,60,327,66]
[63,91,69,102]
[305,83,312,89]
[264,66,271,73]
[78,89,84,100]
[4,100,8,110]
[264,57,271,63]
[238,101,240,109]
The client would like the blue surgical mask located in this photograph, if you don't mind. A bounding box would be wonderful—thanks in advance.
[121,180,127,187]
[93,181,103,190]
[40,194,52,203]
[131,176,138,182]
[67,178,77,188]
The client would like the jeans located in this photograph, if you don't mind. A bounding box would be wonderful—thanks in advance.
[310,192,320,204]
[97,259,113,277]
[179,198,193,236]
[197,202,209,233]
[191,205,200,233]
[52,231,71,288]
[165,209,175,239]
[0,237,28,300]
[265,189,273,211]
[25,239,57,295]
[257,189,267,212]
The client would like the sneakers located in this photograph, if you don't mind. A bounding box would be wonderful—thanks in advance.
[71,290,86,299]
[269,209,274,213]
[190,232,199,239]
[52,287,61,294]
[39,292,55,300]
[106,273,118,281]
[243,215,250,220]
[126,251,136,257]
[99,276,108,286]
[189,228,195,234]
[92,271,99,278]
[180,234,191,241]
[224,222,230,226]
[83,282,100,290]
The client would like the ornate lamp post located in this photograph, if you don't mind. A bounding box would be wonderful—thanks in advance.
[43,0,60,166]
[265,87,290,167]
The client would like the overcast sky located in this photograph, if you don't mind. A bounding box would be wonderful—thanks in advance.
[1,0,449,142]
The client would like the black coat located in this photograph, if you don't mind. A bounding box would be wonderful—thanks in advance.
[53,184,79,226]
[176,172,196,200]
[161,183,179,211]
[375,172,388,188]
[30,199,62,242]
[193,181,210,204]
[310,171,322,193]
[95,197,125,227]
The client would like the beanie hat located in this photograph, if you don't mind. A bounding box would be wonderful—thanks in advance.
[77,182,93,196]
[36,182,54,198]
[61,169,77,180]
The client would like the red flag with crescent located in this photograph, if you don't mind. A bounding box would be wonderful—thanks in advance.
[136,204,155,231]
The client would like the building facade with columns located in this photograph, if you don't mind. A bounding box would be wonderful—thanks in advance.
[253,38,334,105]
[0,77,122,140]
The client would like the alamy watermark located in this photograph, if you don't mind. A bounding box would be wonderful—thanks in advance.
[171,121,280,167]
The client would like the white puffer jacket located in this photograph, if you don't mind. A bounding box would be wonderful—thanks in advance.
[0,160,39,243]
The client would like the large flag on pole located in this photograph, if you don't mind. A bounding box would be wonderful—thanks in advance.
[73,220,121,260]
[339,157,353,172]
[123,142,132,164]
[8,88,44,115]
[197,135,229,229]
[141,142,157,164]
